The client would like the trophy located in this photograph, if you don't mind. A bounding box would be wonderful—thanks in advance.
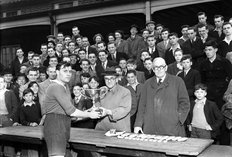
[81,86,108,108]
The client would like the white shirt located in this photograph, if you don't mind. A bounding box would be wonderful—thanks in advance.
[224,36,232,45]
[156,74,166,83]
[0,89,8,115]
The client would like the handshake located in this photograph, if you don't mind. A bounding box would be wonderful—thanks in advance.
[86,106,112,119]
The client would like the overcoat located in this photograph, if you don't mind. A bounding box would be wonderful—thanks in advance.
[134,74,190,136]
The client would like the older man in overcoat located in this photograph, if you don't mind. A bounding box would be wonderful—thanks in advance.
[134,57,190,137]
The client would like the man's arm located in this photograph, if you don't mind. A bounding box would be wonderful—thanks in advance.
[102,89,131,121]
[177,78,190,125]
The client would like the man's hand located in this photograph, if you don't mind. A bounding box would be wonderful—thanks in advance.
[98,107,112,117]
[12,122,21,126]
[30,122,38,127]
[134,127,144,134]
[86,110,101,119]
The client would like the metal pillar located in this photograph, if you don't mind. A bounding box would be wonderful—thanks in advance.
[49,13,57,36]
[145,0,151,22]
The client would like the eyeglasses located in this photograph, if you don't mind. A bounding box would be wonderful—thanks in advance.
[104,77,116,82]
[153,65,166,71]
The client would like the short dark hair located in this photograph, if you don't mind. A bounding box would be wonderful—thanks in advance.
[115,30,124,39]
[49,56,58,61]
[214,15,224,21]
[147,35,156,39]
[32,54,40,59]
[27,67,38,75]
[56,62,71,71]
[181,25,189,30]
[197,23,208,30]
[28,51,35,55]
[181,54,192,62]
[222,22,232,28]
[78,48,86,53]
[174,48,183,55]
[23,88,34,97]
[80,58,90,65]
[107,41,116,46]
[156,24,164,29]
[126,69,137,76]
[204,40,218,49]
[161,28,170,33]
[197,12,206,17]
[144,57,153,63]
[89,76,100,83]
[107,33,115,40]
[127,58,136,65]
[195,83,207,91]
[28,81,39,89]
[188,27,196,32]
[97,41,106,46]
[141,29,149,34]
[80,72,91,78]
[119,57,127,62]
[98,50,108,55]
[168,32,178,38]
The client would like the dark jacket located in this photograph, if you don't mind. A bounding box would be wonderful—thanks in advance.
[178,69,201,99]
[188,100,224,138]
[5,90,19,122]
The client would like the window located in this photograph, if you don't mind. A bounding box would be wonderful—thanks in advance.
[0,45,20,68]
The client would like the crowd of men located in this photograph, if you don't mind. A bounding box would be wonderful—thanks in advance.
[1,11,232,157]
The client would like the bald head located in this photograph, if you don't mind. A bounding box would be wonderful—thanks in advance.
[153,57,166,67]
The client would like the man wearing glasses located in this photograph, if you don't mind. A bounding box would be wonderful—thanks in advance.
[134,57,190,139]
[95,68,132,132]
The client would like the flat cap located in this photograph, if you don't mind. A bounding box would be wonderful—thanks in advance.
[146,21,155,26]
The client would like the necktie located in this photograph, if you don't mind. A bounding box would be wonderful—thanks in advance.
[75,97,80,104]
[112,54,116,61]
[184,71,187,77]
[157,79,162,86]
[102,62,105,69]
[164,41,167,49]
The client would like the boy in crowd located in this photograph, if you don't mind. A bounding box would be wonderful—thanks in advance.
[126,59,146,84]
[143,58,154,80]
[188,83,223,140]
[178,55,201,101]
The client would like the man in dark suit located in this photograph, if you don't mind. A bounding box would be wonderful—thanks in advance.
[146,35,159,59]
[198,24,216,44]
[218,22,232,57]
[157,28,171,59]
[165,32,182,65]
[182,27,205,70]
[107,41,128,64]
[10,48,28,76]
[82,37,98,58]
[97,50,118,86]
[178,55,201,100]
[209,15,225,43]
